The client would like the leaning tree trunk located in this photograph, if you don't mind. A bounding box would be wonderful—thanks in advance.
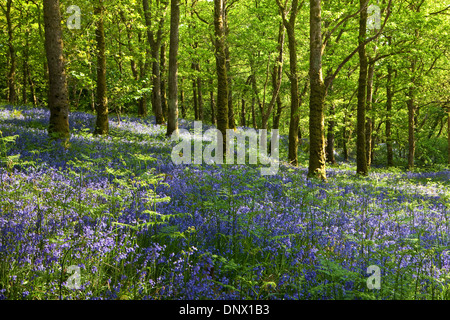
[166,0,180,136]
[43,0,70,139]
[356,0,369,176]
[308,0,327,179]
[94,1,109,135]
[214,0,229,155]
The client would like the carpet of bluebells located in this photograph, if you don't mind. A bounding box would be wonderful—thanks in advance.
[1,105,449,300]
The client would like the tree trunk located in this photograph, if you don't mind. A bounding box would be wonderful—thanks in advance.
[214,0,229,154]
[210,82,216,126]
[326,103,336,164]
[343,118,348,162]
[251,96,257,129]
[240,98,246,127]
[223,1,236,130]
[28,67,37,106]
[448,105,450,167]
[356,0,369,176]
[192,78,198,120]
[142,0,166,123]
[180,77,186,119]
[94,1,109,135]
[365,61,375,167]
[277,0,300,166]
[308,0,326,179]
[166,0,180,136]
[160,42,168,120]
[197,74,204,122]
[6,0,16,104]
[386,63,394,167]
[43,0,70,139]
[407,86,416,169]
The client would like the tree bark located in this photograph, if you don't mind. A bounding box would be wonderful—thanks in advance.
[223,1,236,130]
[180,77,186,119]
[166,0,180,136]
[386,59,394,167]
[43,0,70,139]
[407,85,416,169]
[448,105,450,167]
[365,60,375,167]
[356,0,369,175]
[277,0,301,166]
[94,1,109,135]
[192,78,198,120]
[326,103,336,164]
[210,79,216,126]
[160,42,168,120]
[308,0,327,179]
[142,0,166,123]
[197,73,204,122]
[6,0,16,104]
[214,0,229,154]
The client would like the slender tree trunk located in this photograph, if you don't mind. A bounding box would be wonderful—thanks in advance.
[386,63,394,167]
[356,0,369,176]
[308,0,326,179]
[43,0,70,139]
[223,1,235,130]
[152,51,164,122]
[22,53,28,105]
[160,42,168,120]
[180,77,186,119]
[448,105,450,167]
[407,86,416,169]
[261,23,285,130]
[365,61,375,167]
[271,25,285,131]
[6,0,16,104]
[197,74,204,122]
[326,103,336,164]
[214,0,229,154]
[210,83,216,126]
[94,1,109,135]
[192,78,198,120]
[343,118,349,162]
[166,0,180,136]
[28,68,37,106]
[142,0,166,123]
[240,98,246,127]
[277,0,301,166]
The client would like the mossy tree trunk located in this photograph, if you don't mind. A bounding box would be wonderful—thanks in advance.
[43,0,70,140]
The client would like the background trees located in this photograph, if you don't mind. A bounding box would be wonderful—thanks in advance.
[0,0,448,169]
